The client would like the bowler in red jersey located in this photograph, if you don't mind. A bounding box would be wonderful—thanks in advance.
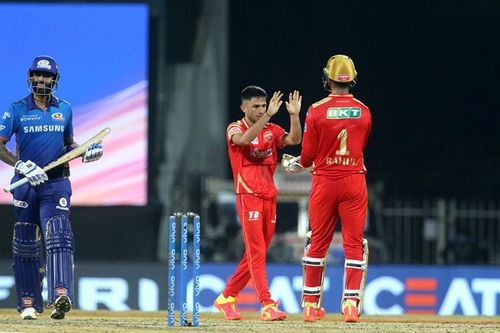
[214,86,302,321]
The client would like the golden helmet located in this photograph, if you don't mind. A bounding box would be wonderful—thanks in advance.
[322,54,357,89]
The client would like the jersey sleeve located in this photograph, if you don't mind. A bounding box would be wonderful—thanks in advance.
[272,124,286,149]
[362,107,372,151]
[64,106,74,139]
[226,122,242,143]
[0,105,15,142]
[300,107,318,168]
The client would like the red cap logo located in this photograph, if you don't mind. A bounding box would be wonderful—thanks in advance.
[56,287,67,296]
[337,74,350,81]
[22,297,33,306]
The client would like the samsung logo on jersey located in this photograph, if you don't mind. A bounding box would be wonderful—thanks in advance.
[23,125,65,133]
[326,107,361,119]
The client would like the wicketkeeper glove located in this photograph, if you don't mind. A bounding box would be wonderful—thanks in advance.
[14,160,48,186]
[82,143,103,163]
[281,154,305,173]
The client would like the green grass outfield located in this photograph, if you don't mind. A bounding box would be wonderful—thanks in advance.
[1,309,500,333]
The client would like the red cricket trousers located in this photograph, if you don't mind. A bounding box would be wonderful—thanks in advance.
[304,173,367,303]
[223,194,276,305]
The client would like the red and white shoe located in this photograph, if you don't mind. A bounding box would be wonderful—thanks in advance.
[213,294,242,320]
[342,299,359,322]
[303,302,326,322]
[260,302,287,321]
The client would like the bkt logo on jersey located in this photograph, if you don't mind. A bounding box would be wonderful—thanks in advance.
[326,107,361,119]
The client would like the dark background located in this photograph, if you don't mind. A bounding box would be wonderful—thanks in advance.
[1,0,499,261]
[228,0,500,198]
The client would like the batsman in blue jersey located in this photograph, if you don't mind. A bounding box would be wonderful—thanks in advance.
[0,55,103,320]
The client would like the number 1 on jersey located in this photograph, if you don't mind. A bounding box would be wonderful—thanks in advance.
[336,129,350,156]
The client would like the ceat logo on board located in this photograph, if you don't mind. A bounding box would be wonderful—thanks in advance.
[363,276,500,316]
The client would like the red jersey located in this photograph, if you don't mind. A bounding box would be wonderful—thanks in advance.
[300,94,372,179]
[226,118,285,198]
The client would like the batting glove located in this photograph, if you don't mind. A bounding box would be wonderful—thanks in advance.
[82,143,103,163]
[281,154,305,173]
[14,160,48,186]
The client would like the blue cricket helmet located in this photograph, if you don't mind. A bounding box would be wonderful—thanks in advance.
[27,55,60,95]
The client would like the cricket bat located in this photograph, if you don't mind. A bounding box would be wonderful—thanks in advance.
[3,127,111,193]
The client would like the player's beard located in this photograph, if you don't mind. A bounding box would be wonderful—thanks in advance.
[32,81,53,96]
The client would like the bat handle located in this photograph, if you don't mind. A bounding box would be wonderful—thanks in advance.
[3,177,29,193]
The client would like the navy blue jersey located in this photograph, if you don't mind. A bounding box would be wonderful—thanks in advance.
[0,95,73,167]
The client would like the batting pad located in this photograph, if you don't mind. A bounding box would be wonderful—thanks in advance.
[12,222,44,312]
[46,215,75,305]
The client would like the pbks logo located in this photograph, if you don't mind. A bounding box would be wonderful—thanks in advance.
[263,131,273,143]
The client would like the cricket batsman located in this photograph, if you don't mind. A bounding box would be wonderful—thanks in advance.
[0,55,103,320]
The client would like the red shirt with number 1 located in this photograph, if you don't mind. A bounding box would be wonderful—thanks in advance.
[300,93,372,180]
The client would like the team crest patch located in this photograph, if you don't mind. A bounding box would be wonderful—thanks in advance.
[264,130,273,143]
[52,112,64,121]
[37,59,52,70]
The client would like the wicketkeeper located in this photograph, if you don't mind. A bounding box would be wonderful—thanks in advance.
[283,54,372,322]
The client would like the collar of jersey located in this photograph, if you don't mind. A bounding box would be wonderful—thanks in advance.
[26,94,60,110]
[328,93,354,98]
